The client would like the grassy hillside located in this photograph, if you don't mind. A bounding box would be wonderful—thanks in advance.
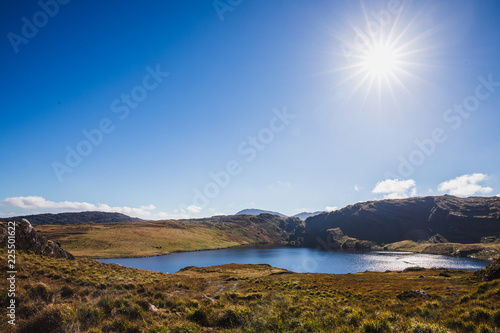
[35,215,303,258]
[35,217,500,261]
[2,250,500,332]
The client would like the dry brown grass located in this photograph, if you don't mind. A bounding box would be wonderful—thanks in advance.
[35,218,286,258]
[2,250,499,333]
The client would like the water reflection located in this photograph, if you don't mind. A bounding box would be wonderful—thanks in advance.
[98,246,488,274]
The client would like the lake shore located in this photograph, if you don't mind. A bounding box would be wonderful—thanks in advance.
[35,221,500,262]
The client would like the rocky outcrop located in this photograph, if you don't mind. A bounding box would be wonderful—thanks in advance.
[0,219,74,259]
[474,257,500,281]
[303,195,500,247]
[428,233,449,243]
[317,228,375,250]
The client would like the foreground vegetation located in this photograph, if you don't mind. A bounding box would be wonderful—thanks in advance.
[1,250,500,332]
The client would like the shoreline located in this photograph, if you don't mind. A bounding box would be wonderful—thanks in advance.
[92,241,500,262]
[92,243,492,275]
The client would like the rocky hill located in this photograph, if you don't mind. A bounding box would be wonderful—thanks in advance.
[0,219,74,259]
[176,213,305,244]
[303,195,500,248]
[0,211,143,225]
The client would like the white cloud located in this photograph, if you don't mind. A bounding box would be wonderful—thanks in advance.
[354,184,361,191]
[372,179,417,199]
[187,205,202,213]
[4,196,157,219]
[1,196,221,221]
[437,173,493,196]
[325,206,338,211]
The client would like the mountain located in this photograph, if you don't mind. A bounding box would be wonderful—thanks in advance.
[1,219,74,259]
[236,209,323,220]
[236,209,287,218]
[0,211,143,225]
[302,195,500,248]
[293,211,324,221]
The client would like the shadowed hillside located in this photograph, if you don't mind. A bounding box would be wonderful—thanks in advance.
[304,195,500,248]
[0,211,143,225]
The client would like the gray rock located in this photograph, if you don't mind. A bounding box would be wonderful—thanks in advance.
[397,290,431,300]
[0,219,74,260]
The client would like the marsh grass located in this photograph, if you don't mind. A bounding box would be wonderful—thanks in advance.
[1,250,499,332]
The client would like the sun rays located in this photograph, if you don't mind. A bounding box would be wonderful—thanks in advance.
[328,2,439,108]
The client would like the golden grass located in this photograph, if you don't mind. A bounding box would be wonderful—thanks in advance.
[36,221,247,258]
[37,220,500,261]
[2,250,499,333]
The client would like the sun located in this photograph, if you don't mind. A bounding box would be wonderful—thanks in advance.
[335,38,408,105]
[330,5,435,106]
[361,44,399,77]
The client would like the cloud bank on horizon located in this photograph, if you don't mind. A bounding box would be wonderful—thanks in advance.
[1,196,192,220]
[2,173,496,219]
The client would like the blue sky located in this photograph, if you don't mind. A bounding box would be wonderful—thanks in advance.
[1,0,499,219]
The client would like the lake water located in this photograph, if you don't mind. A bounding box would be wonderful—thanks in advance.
[98,246,489,274]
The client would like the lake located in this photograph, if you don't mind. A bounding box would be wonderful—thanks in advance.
[98,245,489,274]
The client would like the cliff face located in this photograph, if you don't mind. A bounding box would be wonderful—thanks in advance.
[0,219,74,259]
[303,195,500,247]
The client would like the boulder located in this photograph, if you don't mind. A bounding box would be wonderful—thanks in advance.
[0,219,74,260]
[397,290,431,300]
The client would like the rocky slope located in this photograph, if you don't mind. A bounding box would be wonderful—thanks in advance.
[0,219,74,259]
[177,213,305,245]
[0,211,143,225]
[303,195,500,248]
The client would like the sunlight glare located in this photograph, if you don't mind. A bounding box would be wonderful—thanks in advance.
[362,45,398,77]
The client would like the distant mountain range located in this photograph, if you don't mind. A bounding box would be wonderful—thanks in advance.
[236,209,288,218]
[236,209,324,220]
[293,211,325,220]
[2,195,499,248]
[0,211,143,225]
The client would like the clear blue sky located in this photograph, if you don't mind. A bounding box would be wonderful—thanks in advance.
[1,0,499,219]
